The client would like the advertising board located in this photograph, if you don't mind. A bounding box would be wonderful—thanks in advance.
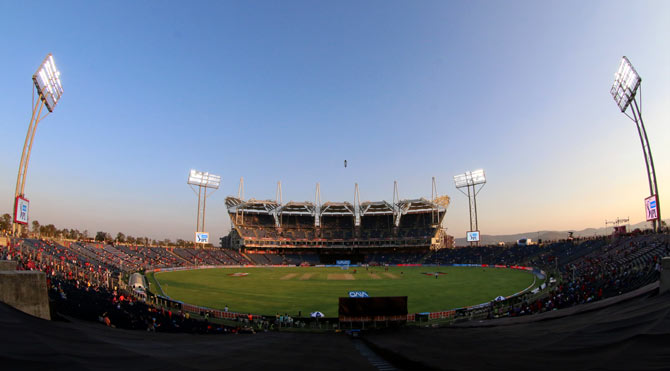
[645,195,658,221]
[195,232,209,244]
[14,196,29,225]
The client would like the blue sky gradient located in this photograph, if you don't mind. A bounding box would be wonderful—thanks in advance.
[1,1,668,242]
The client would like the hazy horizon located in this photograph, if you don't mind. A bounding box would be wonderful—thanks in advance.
[1,1,668,243]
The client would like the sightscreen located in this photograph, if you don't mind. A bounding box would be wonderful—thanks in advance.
[338,296,407,317]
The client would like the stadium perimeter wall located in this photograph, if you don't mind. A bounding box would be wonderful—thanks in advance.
[0,260,50,320]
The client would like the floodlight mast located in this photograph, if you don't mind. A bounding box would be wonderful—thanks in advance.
[187,169,221,245]
[454,170,486,246]
[610,56,661,232]
[12,54,63,237]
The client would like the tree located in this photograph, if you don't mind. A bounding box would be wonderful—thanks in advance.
[116,232,126,243]
[40,224,57,237]
[127,235,136,244]
[0,213,11,232]
[32,220,40,234]
[95,231,107,242]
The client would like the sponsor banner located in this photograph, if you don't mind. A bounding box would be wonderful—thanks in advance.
[429,310,456,320]
[195,232,209,244]
[348,291,369,298]
[336,260,351,265]
[339,315,407,322]
[466,231,480,242]
[326,264,360,268]
[14,196,29,225]
[645,195,659,221]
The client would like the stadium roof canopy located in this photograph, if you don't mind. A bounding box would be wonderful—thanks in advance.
[225,197,280,214]
[397,198,447,214]
[227,196,448,218]
[320,202,354,216]
[225,196,243,208]
[279,201,316,215]
[360,201,394,215]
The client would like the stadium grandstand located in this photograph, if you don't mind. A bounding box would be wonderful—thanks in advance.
[224,191,452,263]
[1,231,669,370]
[2,232,667,316]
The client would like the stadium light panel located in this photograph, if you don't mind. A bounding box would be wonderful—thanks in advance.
[610,56,641,113]
[454,169,486,189]
[188,169,221,189]
[32,54,63,112]
[470,169,486,185]
[453,174,469,188]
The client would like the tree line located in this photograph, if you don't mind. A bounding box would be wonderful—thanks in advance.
[1,213,195,247]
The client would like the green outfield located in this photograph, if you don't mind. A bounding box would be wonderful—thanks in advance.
[149,266,537,316]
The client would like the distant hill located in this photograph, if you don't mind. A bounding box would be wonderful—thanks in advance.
[454,219,668,246]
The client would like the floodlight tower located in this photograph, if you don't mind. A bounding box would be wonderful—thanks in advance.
[187,169,221,244]
[12,54,64,237]
[610,56,661,232]
[454,170,486,245]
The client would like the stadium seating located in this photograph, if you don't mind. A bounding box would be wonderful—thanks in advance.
[1,232,667,328]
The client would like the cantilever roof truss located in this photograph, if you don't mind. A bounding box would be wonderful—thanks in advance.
[397,198,446,215]
[227,193,448,230]
[360,201,394,215]
[320,202,355,216]
[279,201,316,215]
[226,198,280,214]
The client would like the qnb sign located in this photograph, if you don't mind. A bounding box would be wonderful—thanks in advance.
[349,291,369,298]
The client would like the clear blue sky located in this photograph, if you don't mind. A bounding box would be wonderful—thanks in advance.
[1,1,668,242]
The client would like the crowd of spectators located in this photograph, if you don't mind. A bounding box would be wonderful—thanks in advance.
[0,240,246,334]
[50,277,234,333]
[1,231,667,329]
[484,234,669,319]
